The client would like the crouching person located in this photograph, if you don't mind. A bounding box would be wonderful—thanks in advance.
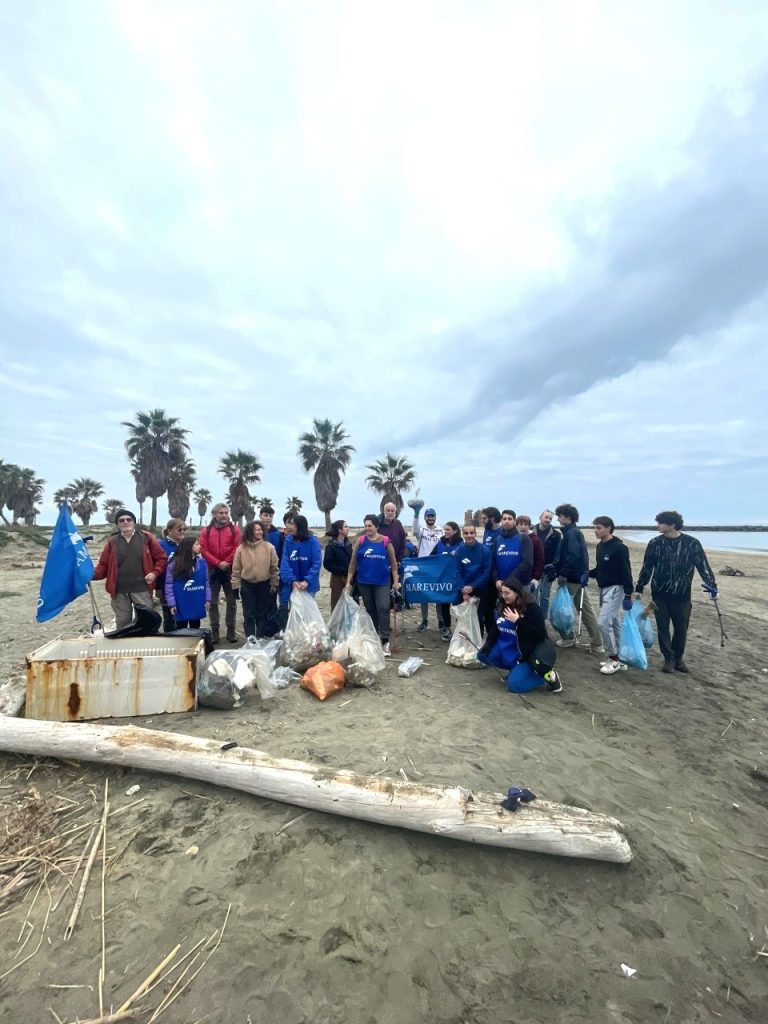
[479,577,562,693]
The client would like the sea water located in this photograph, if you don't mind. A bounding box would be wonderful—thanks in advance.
[622,531,768,555]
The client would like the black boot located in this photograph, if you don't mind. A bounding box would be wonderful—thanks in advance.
[675,660,689,673]
[661,660,675,674]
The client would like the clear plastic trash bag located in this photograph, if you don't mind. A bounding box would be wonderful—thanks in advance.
[328,590,359,643]
[446,599,483,668]
[397,656,424,678]
[345,607,386,687]
[550,585,575,634]
[278,590,333,672]
[197,652,243,709]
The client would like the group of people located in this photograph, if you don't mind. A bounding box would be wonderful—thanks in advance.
[93,500,719,687]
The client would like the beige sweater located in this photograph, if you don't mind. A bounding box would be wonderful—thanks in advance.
[231,541,279,589]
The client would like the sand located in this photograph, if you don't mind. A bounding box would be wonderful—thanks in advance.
[0,529,767,1024]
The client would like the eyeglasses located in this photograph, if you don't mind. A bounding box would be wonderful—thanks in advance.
[117,517,133,523]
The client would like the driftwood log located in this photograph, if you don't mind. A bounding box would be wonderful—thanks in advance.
[0,718,632,863]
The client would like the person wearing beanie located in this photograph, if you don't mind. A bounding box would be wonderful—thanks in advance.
[412,505,442,633]
[93,509,167,630]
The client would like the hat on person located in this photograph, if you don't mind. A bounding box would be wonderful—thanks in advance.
[425,507,436,516]
[115,508,137,523]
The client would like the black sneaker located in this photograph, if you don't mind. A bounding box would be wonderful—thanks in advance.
[546,671,563,694]
[675,660,689,673]
[661,660,675,674]
[440,627,451,642]
[417,621,428,633]
[226,634,238,644]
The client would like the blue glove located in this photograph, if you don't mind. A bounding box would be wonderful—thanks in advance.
[556,575,567,587]
[579,572,589,587]
[701,582,718,599]
[622,596,633,612]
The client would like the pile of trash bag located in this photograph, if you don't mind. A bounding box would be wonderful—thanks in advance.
[446,599,484,668]
[278,591,333,672]
[197,635,295,709]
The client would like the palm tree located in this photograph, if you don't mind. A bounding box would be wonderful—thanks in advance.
[365,453,416,514]
[103,498,125,524]
[0,461,20,526]
[193,488,212,526]
[167,457,197,522]
[297,418,355,533]
[64,477,105,526]
[54,485,76,512]
[130,458,147,524]
[285,496,303,515]
[123,409,190,528]
[218,450,262,526]
[7,467,46,526]
[253,496,274,511]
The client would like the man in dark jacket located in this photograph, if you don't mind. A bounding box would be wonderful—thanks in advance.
[93,508,167,630]
[590,516,634,674]
[545,503,603,652]
[635,510,717,673]
[378,502,406,563]
[535,510,561,619]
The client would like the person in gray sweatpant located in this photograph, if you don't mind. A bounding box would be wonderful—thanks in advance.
[589,516,634,674]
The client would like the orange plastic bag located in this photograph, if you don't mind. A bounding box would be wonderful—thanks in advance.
[300,661,346,701]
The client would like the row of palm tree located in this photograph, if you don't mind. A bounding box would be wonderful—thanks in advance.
[2,412,419,531]
[0,461,46,526]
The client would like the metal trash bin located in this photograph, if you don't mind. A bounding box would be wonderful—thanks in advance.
[25,636,204,722]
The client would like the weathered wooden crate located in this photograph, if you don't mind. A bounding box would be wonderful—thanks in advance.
[25,637,203,722]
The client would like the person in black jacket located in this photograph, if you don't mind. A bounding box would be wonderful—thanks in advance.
[590,516,634,675]
[480,577,562,693]
[544,503,603,653]
[323,520,352,611]
[535,510,561,618]
[635,510,717,673]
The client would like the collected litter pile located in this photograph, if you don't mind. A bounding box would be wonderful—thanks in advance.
[198,638,288,709]
[199,590,387,707]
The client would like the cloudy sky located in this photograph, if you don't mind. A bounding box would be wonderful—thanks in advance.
[2,0,767,527]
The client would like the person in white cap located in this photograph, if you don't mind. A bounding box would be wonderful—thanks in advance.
[412,506,442,633]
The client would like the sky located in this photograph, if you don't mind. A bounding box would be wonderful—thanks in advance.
[1,0,767,527]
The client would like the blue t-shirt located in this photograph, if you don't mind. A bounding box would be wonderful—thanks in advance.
[169,556,208,620]
[493,613,520,668]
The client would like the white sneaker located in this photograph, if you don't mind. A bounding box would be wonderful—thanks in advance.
[600,660,627,675]
[382,642,391,658]
[556,638,577,649]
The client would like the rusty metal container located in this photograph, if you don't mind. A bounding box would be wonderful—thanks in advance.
[25,636,204,722]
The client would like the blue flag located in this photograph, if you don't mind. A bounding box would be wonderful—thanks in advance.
[36,505,95,623]
[401,556,460,604]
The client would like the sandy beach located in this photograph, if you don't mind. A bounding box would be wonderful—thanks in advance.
[0,530,766,1024]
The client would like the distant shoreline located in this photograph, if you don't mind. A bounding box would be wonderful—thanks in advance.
[614,525,768,532]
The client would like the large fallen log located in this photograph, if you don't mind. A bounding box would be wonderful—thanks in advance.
[0,718,632,863]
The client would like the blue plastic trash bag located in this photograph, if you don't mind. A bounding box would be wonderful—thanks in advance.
[632,601,655,649]
[550,585,575,634]
[618,610,648,670]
